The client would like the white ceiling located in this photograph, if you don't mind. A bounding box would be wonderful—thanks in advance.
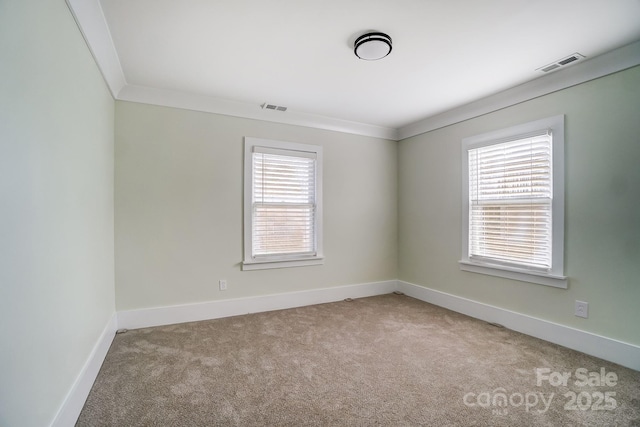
[70,0,640,139]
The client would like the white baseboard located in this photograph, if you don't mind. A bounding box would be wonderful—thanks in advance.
[49,281,395,426]
[117,279,639,370]
[117,280,397,330]
[52,279,638,427]
[51,313,117,427]
[397,280,640,371]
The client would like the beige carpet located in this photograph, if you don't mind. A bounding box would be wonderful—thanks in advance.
[77,294,640,426]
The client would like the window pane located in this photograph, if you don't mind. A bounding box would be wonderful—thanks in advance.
[252,151,316,257]
[253,204,315,256]
[469,135,551,201]
[469,203,551,268]
[468,133,552,269]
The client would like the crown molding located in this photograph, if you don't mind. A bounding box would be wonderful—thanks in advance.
[397,40,640,140]
[66,0,126,98]
[67,0,639,142]
[117,85,399,140]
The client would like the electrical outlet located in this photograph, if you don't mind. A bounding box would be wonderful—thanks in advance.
[219,279,227,291]
[575,300,588,318]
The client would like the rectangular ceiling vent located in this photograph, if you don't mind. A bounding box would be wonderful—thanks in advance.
[537,53,585,73]
[261,103,287,112]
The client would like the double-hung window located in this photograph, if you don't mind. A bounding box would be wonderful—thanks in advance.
[243,137,323,270]
[460,116,567,288]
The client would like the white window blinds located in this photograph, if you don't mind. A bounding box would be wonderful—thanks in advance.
[252,147,317,258]
[468,132,552,270]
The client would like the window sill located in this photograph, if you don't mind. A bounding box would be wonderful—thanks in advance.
[459,260,567,289]
[242,257,324,271]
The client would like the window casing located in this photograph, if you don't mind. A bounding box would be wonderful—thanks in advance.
[460,116,566,288]
[243,137,323,270]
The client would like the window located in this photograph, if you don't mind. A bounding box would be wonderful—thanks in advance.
[243,137,323,270]
[460,116,566,288]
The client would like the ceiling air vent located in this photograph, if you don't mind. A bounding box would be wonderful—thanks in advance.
[261,103,287,112]
[537,53,585,73]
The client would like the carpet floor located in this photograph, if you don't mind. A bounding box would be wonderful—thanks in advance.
[77,294,640,426]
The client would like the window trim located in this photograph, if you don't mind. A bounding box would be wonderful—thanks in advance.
[459,115,567,288]
[242,137,323,271]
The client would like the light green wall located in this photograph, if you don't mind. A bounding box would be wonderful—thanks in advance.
[0,0,115,426]
[115,101,397,310]
[398,66,640,346]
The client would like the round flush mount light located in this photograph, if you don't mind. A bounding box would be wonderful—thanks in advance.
[354,32,392,61]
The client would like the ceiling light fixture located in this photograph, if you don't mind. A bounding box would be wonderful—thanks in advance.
[354,32,392,61]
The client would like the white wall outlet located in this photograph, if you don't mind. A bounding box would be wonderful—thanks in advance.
[219,279,227,291]
[575,300,588,318]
